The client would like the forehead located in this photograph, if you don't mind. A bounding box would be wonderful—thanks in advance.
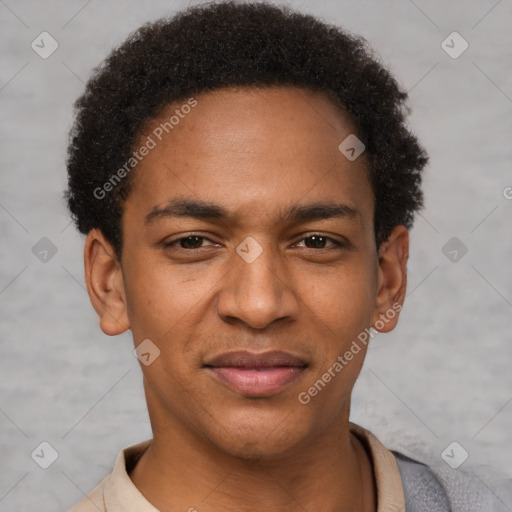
[126,86,373,227]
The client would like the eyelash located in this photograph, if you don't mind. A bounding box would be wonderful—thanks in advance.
[164,233,348,251]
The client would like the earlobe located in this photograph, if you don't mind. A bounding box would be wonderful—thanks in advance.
[372,225,409,333]
[84,229,130,336]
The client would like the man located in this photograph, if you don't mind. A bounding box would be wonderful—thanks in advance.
[67,2,498,510]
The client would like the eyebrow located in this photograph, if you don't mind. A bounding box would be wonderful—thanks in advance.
[144,197,359,226]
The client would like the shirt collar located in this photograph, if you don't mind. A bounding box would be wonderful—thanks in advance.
[349,422,406,512]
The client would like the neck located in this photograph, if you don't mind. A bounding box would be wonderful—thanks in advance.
[129,416,376,511]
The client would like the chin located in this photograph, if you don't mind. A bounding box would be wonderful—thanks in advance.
[205,406,311,461]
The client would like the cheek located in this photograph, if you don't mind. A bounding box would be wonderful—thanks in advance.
[122,251,226,358]
[299,262,376,336]
[296,267,375,416]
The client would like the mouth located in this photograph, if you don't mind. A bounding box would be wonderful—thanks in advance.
[203,350,308,397]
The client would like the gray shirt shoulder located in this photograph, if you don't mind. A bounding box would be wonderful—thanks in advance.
[392,451,510,512]
[393,451,451,512]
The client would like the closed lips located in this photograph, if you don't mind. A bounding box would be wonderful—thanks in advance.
[204,350,308,369]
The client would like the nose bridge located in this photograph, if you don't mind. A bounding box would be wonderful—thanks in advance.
[217,236,298,328]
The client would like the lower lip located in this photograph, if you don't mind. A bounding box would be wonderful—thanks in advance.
[207,366,305,397]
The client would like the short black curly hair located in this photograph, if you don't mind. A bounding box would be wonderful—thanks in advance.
[65,0,428,259]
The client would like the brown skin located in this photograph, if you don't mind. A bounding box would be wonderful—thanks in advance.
[84,86,408,511]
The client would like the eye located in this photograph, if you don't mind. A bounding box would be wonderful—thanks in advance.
[294,234,347,250]
[164,234,218,250]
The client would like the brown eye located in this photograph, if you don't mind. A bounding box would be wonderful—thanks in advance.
[177,235,205,249]
[303,235,328,249]
[296,234,346,250]
[165,235,211,250]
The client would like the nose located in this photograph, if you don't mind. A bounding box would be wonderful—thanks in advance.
[216,239,300,330]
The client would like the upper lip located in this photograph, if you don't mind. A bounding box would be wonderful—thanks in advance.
[204,350,307,369]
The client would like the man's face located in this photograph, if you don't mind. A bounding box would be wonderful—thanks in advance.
[113,86,387,457]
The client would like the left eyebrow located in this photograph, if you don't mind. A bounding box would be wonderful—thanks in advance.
[144,196,360,226]
[280,202,359,224]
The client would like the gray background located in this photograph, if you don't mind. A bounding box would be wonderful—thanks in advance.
[1,0,511,510]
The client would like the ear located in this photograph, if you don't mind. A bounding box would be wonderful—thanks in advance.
[371,225,409,333]
[84,229,130,336]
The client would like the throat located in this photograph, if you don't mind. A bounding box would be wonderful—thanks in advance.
[128,433,377,512]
